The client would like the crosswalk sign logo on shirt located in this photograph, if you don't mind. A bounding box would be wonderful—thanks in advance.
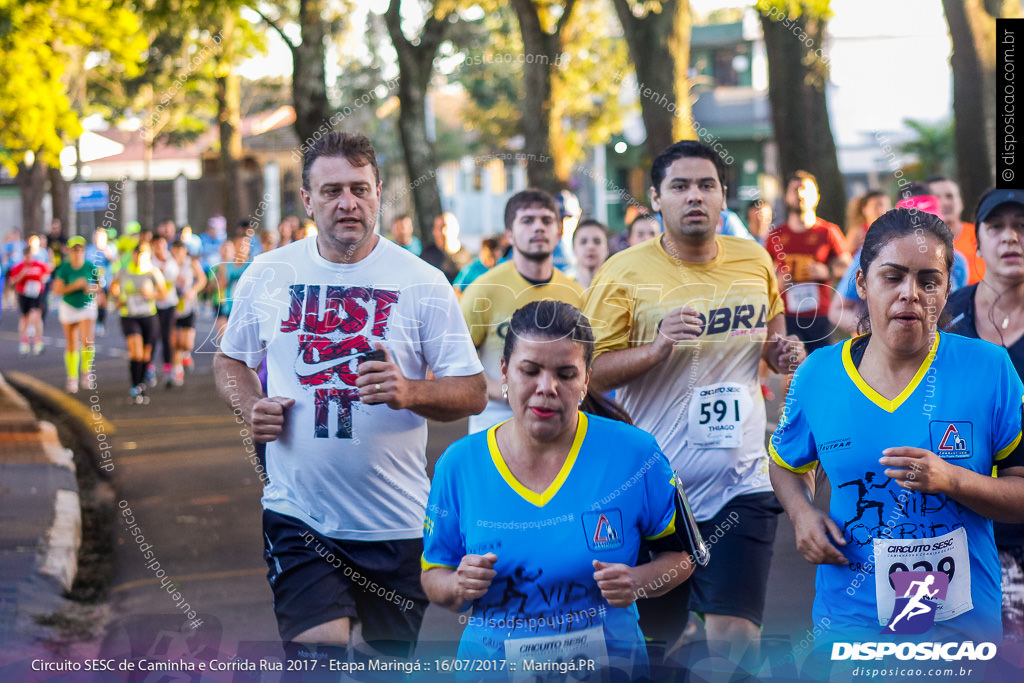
[582,510,624,552]
[929,421,972,459]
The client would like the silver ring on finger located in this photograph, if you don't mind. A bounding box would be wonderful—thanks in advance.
[375,383,382,393]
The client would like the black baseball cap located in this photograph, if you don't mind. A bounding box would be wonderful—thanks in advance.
[976,189,1024,224]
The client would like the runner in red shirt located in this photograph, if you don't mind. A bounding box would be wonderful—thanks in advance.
[9,245,52,354]
[766,171,850,351]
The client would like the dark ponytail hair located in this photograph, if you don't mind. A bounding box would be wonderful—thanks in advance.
[503,300,632,424]
[860,207,953,276]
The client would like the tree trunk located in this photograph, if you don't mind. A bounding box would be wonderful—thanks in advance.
[510,0,577,192]
[612,0,694,162]
[142,137,155,232]
[216,11,244,237]
[17,158,48,236]
[759,7,845,225]
[941,0,1020,213]
[292,0,333,148]
[384,0,446,240]
[48,166,70,237]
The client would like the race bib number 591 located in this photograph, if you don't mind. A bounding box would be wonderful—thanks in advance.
[687,382,752,449]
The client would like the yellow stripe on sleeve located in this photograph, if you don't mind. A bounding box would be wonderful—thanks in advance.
[421,556,457,572]
[768,441,817,474]
[995,430,1022,462]
[644,510,677,542]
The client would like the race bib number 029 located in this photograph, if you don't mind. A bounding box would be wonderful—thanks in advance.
[687,382,752,449]
[873,526,972,626]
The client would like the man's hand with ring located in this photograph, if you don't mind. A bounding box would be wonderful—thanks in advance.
[357,343,411,409]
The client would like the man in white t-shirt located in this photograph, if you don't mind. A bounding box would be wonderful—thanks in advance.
[213,132,485,668]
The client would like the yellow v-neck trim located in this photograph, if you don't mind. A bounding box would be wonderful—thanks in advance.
[486,413,588,508]
[842,333,940,413]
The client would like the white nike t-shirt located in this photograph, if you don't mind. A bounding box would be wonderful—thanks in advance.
[220,236,483,540]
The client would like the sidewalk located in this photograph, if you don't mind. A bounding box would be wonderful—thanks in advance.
[0,373,81,666]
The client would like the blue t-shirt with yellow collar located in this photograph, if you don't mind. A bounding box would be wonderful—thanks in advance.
[770,332,1023,643]
[423,412,678,675]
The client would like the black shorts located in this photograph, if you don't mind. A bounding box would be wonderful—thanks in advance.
[120,315,159,347]
[785,314,835,352]
[262,510,428,656]
[17,294,44,315]
[175,312,196,329]
[687,491,783,626]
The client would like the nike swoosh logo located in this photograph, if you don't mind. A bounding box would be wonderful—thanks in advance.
[295,353,364,378]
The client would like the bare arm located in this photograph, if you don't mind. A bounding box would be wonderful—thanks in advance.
[881,448,1024,523]
[589,305,703,394]
[762,313,806,374]
[356,344,486,421]
[190,259,207,299]
[213,351,295,443]
[593,551,692,606]
[770,460,848,565]
[422,553,498,612]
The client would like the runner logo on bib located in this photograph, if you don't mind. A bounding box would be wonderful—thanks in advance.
[882,571,949,635]
[688,382,752,449]
[873,527,972,628]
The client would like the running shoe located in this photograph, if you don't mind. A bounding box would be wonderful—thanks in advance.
[182,354,194,371]
[66,377,79,394]
[171,366,185,387]
[130,384,150,405]
[18,342,29,355]
[144,364,157,387]
[32,341,44,355]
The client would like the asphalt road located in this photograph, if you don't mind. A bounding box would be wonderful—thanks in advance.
[0,298,820,679]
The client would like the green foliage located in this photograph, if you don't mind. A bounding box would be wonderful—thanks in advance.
[554,0,631,163]
[753,0,832,20]
[442,0,629,163]
[0,0,145,172]
[899,118,956,179]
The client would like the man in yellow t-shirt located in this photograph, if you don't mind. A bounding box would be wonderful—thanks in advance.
[583,140,805,671]
[461,189,584,433]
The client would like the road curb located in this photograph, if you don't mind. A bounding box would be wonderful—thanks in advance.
[5,370,116,479]
[0,374,82,645]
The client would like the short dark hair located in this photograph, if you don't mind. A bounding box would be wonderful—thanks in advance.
[302,132,379,190]
[627,213,659,240]
[651,140,727,193]
[895,181,931,203]
[572,219,609,247]
[504,189,558,232]
[171,239,186,250]
[925,175,953,186]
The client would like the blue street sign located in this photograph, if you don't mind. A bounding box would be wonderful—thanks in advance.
[71,183,109,212]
